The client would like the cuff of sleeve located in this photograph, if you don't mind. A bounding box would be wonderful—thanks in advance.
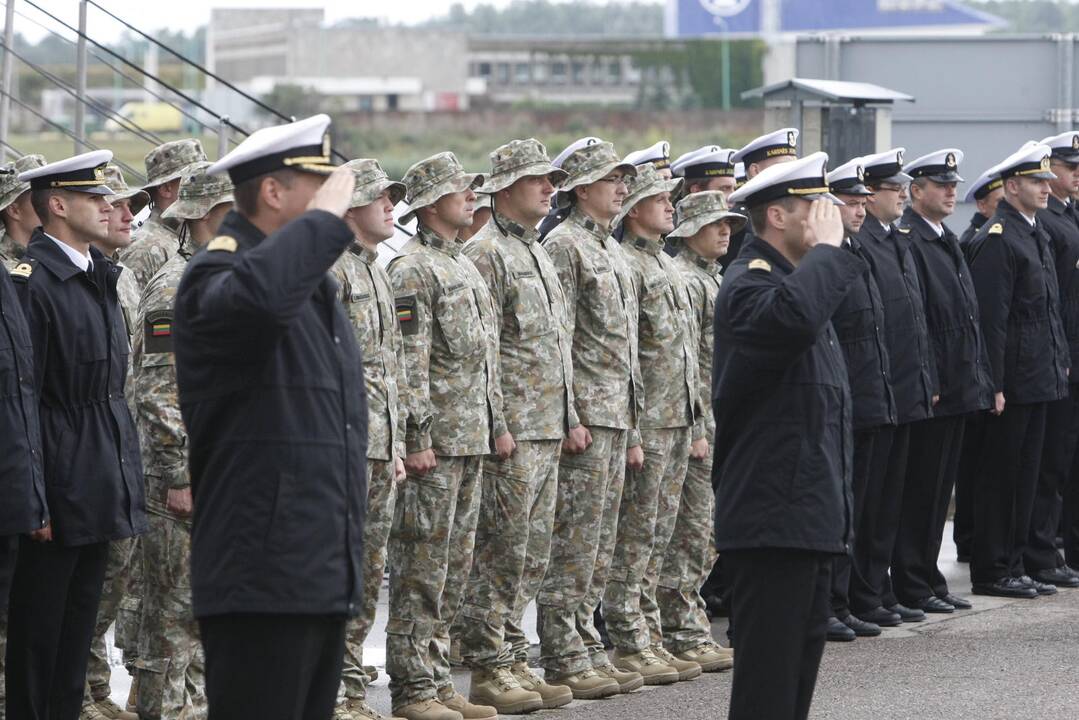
[628,429,642,448]
[691,423,706,442]
[492,414,509,440]
[406,430,433,455]
[165,467,191,490]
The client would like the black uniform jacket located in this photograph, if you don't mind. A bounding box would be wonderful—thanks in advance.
[15,231,145,546]
[0,264,47,536]
[967,200,1069,404]
[712,238,863,554]
[174,209,368,619]
[832,235,897,431]
[900,208,994,417]
[959,211,988,252]
[1038,195,1079,377]
[855,217,936,424]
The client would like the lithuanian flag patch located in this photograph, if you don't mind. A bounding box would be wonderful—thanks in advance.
[395,294,418,336]
[144,312,175,354]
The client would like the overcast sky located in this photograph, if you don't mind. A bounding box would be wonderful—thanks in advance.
[10,0,607,42]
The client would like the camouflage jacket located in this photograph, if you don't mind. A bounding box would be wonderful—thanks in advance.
[389,225,504,456]
[115,262,141,339]
[121,209,180,288]
[131,247,191,522]
[464,212,579,441]
[332,243,408,461]
[0,226,25,270]
[544,207,644,443]
[673,246,722,441]
[620,232,700,434]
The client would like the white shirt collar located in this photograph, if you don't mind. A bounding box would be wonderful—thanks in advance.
[1020,212,1037,227]
[917,213,944,238]
[45,233,92,272]
[878,218,892,233]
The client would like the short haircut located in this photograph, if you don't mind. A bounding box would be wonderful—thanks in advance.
[748,196,798,234]
[29,188,59,224]
[232,169,295,217]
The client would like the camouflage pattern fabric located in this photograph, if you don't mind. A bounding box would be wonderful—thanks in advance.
[84,536,138,701]
[399,151,483,225]
[121,209,181,288]
[458,440,561,669]
[537,427,627,675]
[339,458,397,701]
[141,138,208,191]
[386,455,483,710]
[333,244,407,461]
[389,224,503,456]
[658,246,725,653]
[0,228,24,270]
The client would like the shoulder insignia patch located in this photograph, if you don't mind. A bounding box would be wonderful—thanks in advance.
[897,227,911,234]
[144,310,174,355]
[988,223,1004,235]
[748,258,772,273]
[9,261,34,279]
[206,235,238,253]
[395,294,419,336]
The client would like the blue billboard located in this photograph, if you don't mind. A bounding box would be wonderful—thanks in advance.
[666,0,1005,38]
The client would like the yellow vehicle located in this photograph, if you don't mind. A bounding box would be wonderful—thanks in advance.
[105,102,183,133]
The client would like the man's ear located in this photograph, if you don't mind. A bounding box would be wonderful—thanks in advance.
[767,203,786,231]
[49,192,68,219]
[259,176,284,212]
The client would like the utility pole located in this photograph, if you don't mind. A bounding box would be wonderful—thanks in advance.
[74,0,89,153]
[0,0,17,160]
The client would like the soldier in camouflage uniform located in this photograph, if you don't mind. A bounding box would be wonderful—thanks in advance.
[120,139,208,287]
[0,154,46,271]
[602,165,702,685]
[456,139,581,714]
[0,152,44,720]
[130,162,233,720]
[538,140,646,699]
[387,152,507,720]
[662,191,744,672]
[81,165,151,720]
[329,159,408,720]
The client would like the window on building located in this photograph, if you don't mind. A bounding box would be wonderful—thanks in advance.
[515,63,531,84]
[387,94,398,111]
[571,61,585,85]
[533,61,548,83]
[551,61,567,84]
[476,62,492,78]
[609,61,623,85]
[496,63,510,84]
[591,59,605,85]
[357,96,373,111]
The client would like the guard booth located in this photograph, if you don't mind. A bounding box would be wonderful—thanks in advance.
[742,78,915,160]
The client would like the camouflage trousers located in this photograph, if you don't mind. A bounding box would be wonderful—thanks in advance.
[338,458,397,702]
[386,454,482,709]
[134,512,206,720]
[658,448,717,654]
[85,536,140,703]
[458,440,561,670]
[537,427,627,675]
[604,427,691,653]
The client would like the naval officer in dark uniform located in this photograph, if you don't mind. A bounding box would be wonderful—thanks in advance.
[714,152,863,720]
[172,114,368,719]
[6,150,146,720]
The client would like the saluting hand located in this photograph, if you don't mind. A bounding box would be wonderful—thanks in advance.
[803,198,844,249]
[307,166,357,218]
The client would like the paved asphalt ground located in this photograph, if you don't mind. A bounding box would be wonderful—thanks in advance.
[108,521,1079,718]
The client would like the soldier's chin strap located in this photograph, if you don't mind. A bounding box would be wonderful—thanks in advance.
[395,222,414,237]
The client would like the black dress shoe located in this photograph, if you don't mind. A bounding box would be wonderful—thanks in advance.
[854,606,902,627]
[703,593,730,618]
[886,603,926,622]
[1032,567,1079,588]
[841,614,882,637]
[971,577,1038,598]
[827,616,856,642]
[938,593,972,610]
[914,596,955,613]
[1018,575,1057,596]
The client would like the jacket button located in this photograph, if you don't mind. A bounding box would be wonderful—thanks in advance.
[346,422,352,430]
[334,336,341,344]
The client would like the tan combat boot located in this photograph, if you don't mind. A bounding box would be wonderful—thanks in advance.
[340,697,406,720]
[674,641,734,672]
[612,647,679,685]
[393,698,463,720]
[439,687,497,719]
[79,703,109,720]
[89,698,138,720]
[545,668,620,700]
[510,661,573,709]
[468,667,543,714]
[651,645,702,681]
[592,662,645,693]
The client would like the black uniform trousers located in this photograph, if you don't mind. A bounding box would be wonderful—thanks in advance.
[726,549,830,720]
[850,424,909,614]
[953,413,986,559]
[891,415,966,604]
[5,537,109,720]
[1026,386,1079,572]
[0,535,16,612]
[200,612,347,720]
[832,428,882,617]
[972,402,1049,583]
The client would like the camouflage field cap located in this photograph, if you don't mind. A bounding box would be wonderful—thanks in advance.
[143,138,209,191]
[474,193,491,211]
[343,158,406,208]
[667,189,747,240]
[103,164,151,214]
[479,138,568,195]
[614,163,683,226]
[0,154,46,212]
[555,140,637,209]
[161,161,235,221]
[400,151,484,224]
